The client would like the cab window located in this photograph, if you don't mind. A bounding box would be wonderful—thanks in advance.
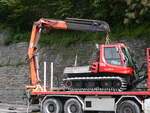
[104,47,121,66]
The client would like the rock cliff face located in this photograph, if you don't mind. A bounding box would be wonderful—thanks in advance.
[0,42,29,104]
[0,38,149,104]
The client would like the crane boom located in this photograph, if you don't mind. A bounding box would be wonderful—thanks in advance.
[27,18,110,89]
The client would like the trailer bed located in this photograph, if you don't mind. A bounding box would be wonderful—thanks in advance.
[32,90,150,96]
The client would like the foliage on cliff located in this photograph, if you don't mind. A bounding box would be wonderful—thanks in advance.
[0,0,149,45]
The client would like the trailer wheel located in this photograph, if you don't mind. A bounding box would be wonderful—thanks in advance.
[116,100,140,113]
[42,98,62,113]
[64,98,83,113]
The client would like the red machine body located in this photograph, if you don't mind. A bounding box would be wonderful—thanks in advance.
[91,43,134,75]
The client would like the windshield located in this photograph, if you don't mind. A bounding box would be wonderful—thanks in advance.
[104,47,121,66]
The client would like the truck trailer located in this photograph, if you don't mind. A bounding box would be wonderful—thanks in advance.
[26,18,150,113]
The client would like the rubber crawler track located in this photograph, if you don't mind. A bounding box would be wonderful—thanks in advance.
[63,77,127,92]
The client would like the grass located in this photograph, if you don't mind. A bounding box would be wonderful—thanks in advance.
[4,32,30,45]
[110,23,150,40]
[39,30,104,46]
[3,23,150,46]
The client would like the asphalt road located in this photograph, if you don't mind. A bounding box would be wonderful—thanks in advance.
[0,103,117,113]
[0,103,40,113]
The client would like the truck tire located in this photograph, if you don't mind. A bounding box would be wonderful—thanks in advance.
[42,98,62,113]
[116,100,140,113]
[64,98,83,113]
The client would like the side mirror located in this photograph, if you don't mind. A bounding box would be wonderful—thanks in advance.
[116,47,119,53]
[95,43,99,49]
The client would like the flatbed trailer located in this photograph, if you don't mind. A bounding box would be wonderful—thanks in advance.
[31,88,150,113]
[33,91,150,96]
[31,89,150,113]
[26,18,150,113]
[26,48,150,113]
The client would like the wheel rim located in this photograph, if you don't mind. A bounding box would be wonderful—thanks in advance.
[48,104,55,112]
[43,99,62,113]
[65,98,82,113]
[113,80,121,88]
[123,106,133,113]
[85,81,96,88]
[65,81,72,88]
[70,104,77,113]
[101,81,112,88]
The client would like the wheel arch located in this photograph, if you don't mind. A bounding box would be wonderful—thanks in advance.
[115,96,143,113]
[40,95,84,112]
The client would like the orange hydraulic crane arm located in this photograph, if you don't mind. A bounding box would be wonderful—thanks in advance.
[27,18,110,86]
[27,18,69,86]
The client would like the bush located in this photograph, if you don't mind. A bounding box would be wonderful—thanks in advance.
[0,0,149,43]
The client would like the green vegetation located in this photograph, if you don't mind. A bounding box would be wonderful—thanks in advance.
[111,22,150,39]
[4,32,30,45]
[0,0,149,45]
[4,23,150,46]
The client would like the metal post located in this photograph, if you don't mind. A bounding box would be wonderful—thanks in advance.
[51,62,54,91]
[74,54,78,66]
[44,61,47,92]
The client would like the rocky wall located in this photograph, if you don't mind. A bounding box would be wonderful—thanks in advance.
[0,38,149,104]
